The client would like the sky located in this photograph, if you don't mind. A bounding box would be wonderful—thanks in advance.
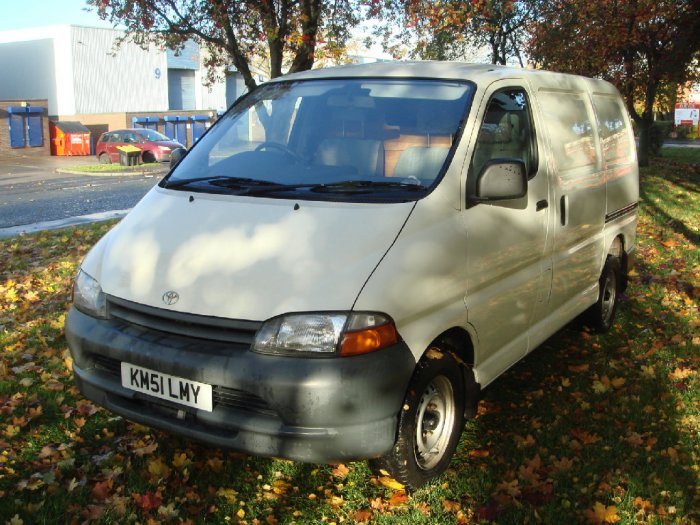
[0,0,112,31]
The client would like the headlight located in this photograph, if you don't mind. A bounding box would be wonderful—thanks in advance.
[72,269,107,319]
[158,146,171,151]
[252,312,400,357]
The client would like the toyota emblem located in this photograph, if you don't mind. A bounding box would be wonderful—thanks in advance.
[162,291,180,305]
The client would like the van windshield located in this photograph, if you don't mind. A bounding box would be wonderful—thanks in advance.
[162,79,473,202]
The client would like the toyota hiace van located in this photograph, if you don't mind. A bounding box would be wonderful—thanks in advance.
[66,62,638,489]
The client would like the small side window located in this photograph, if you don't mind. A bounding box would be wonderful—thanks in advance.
[470,88,538,180]
[100,133,111,143]
[592,94,633,166]
[539,91,598,173]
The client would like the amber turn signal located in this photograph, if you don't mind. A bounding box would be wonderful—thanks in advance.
[339,322,400,356]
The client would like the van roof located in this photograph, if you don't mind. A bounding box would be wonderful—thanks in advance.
[272,61,618,95]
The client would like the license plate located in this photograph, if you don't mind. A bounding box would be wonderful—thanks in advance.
[121,362,213,412]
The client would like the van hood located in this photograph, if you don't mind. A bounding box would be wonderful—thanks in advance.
[81,187,414,321]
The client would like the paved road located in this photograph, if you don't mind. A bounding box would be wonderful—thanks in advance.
[0,156,163,229]
[1,139,697,233]
[0,173,161,229]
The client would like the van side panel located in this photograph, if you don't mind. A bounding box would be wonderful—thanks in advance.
[462,80,552,387]
[536,87,606,321]
[352,169,472,364]
[591,92,639,260]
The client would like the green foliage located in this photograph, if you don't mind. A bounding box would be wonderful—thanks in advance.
[650,121,674,155]
[527,0,700,166]
[61,163,164,173]
[370,0,533,64]
[674,124,693,140]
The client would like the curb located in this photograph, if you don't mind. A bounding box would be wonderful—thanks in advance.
[0,209,130,239]
[56,167,168,177]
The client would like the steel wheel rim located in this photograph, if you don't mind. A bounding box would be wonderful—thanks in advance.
[601,270,617,324]
[414,375,455,470]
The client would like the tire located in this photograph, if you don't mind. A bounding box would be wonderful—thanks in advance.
[98,153,111,164]
[369,347,466,492]
[585,255,621,333]
[142,151,156,164]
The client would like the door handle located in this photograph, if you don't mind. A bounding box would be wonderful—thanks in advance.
[536,199,548,211]
[560,195,569,226]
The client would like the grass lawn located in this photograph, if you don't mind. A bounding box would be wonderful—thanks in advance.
[61,163,166,173]
[660,146,700,164]
[0,157,698,524]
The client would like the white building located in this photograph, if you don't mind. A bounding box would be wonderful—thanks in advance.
[0,25,249,118]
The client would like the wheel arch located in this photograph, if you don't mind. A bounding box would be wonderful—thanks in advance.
[424,327,481,418]
[607,234,629,291]
[142,149,156,163]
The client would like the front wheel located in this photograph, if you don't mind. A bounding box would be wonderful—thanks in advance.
[584,255,621,333]
[369,347,466,491]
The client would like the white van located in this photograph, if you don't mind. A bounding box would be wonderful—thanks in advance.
[66,62,638,490]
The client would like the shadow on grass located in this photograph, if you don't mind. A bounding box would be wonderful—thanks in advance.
[1,168,697,523]
[639,180,700,246]
[452,286,698,522]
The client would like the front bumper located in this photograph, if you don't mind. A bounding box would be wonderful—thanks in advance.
[65,306,415,463]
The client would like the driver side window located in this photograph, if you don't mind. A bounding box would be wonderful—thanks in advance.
[471,88,537,180]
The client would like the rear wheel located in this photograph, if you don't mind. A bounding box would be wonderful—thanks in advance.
[369,347,466,492]
[98,153,111,164]
[585,255,621,333]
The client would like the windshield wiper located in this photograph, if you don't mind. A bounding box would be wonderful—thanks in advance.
[164,175,230,189]
[241,182,319,196]
[310,180,428,193]
[164,176,278,190]
[164,177,428,195]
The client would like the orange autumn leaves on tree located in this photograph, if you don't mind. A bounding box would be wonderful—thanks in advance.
[373,0,532,65]
[526,0,700,166]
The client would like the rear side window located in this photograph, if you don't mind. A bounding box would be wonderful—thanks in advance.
[592,94,632,166]
[123,132,140,144]
[100,133,111,143]
[539,91,598,173]
[470,88,538,179]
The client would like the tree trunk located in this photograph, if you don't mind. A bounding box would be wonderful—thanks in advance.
[637,118,652,168]
[238,60,258,93]
[636,76,659,168]
[269,39,284,79]
[490,36,499,65]
[289,0,320,73]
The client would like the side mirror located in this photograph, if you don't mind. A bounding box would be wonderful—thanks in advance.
[474,160,528,201]
[170,147,187,169]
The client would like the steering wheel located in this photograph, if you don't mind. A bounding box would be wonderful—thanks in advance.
[255,142,303,163]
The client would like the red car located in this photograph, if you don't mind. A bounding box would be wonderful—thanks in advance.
[95,129,184,164]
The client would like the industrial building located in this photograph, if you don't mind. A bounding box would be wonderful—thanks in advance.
[0,25,255,156]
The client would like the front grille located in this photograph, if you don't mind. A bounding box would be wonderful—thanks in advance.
[107,295,261,344]
[93,354,121,375]
[213,386,276,415]
[89,353,275,416]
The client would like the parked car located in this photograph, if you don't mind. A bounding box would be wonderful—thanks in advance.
[95,128,184,164]
[66,62,638,490]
